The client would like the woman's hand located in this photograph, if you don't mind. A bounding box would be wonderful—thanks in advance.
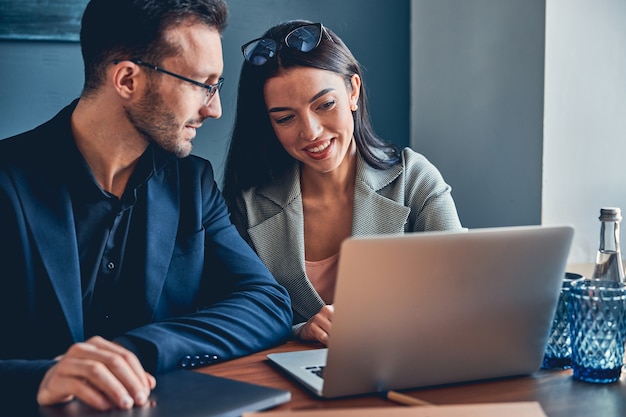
[37,336,156,411]
[298,305,334,345]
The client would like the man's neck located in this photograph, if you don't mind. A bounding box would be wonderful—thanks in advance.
[71,97,149,198]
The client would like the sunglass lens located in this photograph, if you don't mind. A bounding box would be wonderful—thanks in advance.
[285,25,322,53]
[244,38,277,65]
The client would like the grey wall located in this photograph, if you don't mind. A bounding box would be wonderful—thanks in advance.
[2,1,557,232]
[411,0,546,228]
[543,0,626,263]
[0,0,410,186]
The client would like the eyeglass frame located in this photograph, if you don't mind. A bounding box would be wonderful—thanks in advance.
[241,22,333,66]
[113,59,224,107]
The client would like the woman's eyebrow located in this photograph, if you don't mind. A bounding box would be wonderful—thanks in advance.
[268,106,291,113]
[268,88,336,113]
[310,88,335,103]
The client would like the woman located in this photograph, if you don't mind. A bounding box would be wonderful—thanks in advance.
[223,20,463,345]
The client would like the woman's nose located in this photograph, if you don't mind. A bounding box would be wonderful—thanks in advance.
[299,113,322,141]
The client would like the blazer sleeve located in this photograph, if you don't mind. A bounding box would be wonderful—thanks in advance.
[114,160,293,374]
[402,149,463,232]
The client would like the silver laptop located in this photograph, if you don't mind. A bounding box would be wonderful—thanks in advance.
[267,225,574,398]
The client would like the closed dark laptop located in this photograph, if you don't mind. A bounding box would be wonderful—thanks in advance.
[38,370,290,417]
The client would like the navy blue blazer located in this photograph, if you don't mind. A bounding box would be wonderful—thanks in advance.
[0,101,292,404]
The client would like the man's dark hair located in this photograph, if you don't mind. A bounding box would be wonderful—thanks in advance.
[80,0,228,94]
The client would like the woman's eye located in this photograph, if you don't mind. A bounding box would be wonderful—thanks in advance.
[318,100,336,110]
[275,115,294,125]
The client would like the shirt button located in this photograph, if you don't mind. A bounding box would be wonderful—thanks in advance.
[107,262,115,270]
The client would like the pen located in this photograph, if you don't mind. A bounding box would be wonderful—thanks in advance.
[385,390,435,407]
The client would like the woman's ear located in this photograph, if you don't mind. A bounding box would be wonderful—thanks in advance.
[349,74,361,111]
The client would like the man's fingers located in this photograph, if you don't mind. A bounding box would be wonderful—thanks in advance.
[65,377,124,411]
[37,339,154,410]
[85,337,151,404]
[146,372,157,390]
[38,357,131,411]
[88,337,152,387]
[75,357,137,409]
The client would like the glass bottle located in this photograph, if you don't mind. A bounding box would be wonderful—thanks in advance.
[591,207,625,285]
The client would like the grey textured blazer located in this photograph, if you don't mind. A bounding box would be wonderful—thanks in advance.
[230,148,463,327]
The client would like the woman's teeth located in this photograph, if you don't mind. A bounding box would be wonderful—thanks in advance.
[307,141,331,153]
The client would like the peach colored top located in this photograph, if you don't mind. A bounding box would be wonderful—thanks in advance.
[305,253,339,304]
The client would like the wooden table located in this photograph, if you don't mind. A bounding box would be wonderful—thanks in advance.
[198,341,626,416]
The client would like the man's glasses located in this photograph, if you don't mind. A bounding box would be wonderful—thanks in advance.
[115,59,223,107]
[241,23,330,66]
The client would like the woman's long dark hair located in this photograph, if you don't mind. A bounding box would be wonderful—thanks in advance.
[222,20,399,205]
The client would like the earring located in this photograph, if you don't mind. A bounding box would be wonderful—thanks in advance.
[350,103,358,111]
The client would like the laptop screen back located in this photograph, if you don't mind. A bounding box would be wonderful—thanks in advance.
[319,225,574,397]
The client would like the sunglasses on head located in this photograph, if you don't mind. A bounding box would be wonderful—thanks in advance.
[241,23,330,66]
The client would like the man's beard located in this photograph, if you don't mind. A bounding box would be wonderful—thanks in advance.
[125,88,195,158]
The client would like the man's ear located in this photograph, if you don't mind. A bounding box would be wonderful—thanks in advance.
[111,61,143,99]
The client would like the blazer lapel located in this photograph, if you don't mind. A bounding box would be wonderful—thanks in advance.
[352,154,410,236]
[247,166,325,320]
[144,164,180,320]
[19,180,84,342]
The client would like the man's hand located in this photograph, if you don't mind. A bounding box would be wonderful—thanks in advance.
[37,336,156,411]
[297,305,334,346]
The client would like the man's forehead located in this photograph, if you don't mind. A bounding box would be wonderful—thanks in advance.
[163,23,224,74]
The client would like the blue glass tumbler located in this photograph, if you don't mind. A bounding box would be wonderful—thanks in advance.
[542,272,583,369]
[567,279,626,383]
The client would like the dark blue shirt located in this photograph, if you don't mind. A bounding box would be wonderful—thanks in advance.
[68,143,159,340]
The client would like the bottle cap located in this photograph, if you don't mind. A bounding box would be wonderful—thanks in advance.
[599,207,622,222]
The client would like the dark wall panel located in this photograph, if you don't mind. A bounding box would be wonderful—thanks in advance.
[0,1,410,186]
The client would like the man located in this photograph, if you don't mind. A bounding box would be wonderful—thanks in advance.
[0,0,292,412]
